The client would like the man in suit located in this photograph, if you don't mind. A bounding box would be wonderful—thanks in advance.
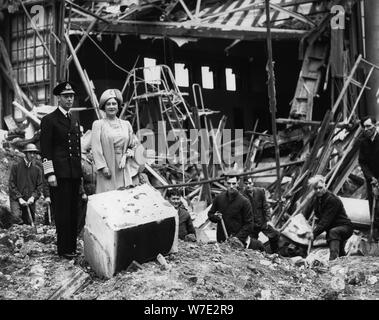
[358,116,379,240]
[242,177,279,253]
[40,81,82,259]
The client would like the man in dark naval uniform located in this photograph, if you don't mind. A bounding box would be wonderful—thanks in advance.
[40,81,82,259]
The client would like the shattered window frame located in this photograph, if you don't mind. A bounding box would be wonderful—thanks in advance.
[10,5,53,106]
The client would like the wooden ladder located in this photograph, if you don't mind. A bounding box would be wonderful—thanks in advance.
[289,41,329,120]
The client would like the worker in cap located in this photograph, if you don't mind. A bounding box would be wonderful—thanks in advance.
[91,88,140,193]
[8,143,43,225]
[40,80,83,259]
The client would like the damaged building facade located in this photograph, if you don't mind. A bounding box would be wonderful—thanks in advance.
[1,0,378,131]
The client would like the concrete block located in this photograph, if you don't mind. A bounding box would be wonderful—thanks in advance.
[84,184,178,278]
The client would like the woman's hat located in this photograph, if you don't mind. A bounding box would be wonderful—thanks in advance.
[99,89,123,109]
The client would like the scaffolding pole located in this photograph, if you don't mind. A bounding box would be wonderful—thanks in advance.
[265,0,283,214]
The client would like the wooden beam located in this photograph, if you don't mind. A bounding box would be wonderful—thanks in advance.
[265,0,282,211]
[155,159,305,190]
[195,0,202,18]
[65,0,110,24]
[200,3,263,21]
[69,20,307,41]
[276,118,356,128]
[64,33,101,119]
[178,0,195,21]
[269,3,316,27]
[48,269,90,300]
[0,37,23,105]
[0,64,35,111]
[66,4,105,67]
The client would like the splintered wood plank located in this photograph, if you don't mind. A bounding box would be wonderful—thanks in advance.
[48,269,90,300]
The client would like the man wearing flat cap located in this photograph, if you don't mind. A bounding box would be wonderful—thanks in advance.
[40,81,82,259]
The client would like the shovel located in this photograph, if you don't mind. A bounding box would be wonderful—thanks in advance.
[369,183,379,243]
[46,202,52,225]
[220,216,229,240]
[307,214,316,256]
[26,204,37,232]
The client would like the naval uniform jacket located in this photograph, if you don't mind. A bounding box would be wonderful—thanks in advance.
[40,108,82,179]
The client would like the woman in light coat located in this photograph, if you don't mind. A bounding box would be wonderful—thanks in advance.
[91,89,138,193]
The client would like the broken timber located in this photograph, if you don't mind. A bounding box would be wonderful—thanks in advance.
[48,269,90,300]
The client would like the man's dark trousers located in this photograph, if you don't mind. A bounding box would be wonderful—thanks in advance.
[51,178,81,255]
[251,224,279,253]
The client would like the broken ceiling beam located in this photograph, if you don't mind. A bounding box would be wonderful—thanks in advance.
[65,0,110,24]
[276,118,355,128]
[195,0,201,17]
[0,61,36,112]
[70,20,308,41]
[155,159,305,190]
[269,2,316,27]
[0,37,23,106]
[12,101,41,127]
[64,33,102,119]
[178,0,195,20]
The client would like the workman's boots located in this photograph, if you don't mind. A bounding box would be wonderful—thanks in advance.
[339,240,347,257]
[329,240,340,261]
[269,237,279,253]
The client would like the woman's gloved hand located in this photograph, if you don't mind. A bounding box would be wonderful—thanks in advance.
[102,167,111,179]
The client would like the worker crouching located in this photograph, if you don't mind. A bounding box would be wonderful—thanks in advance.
[303,175,353,260]
[166,188,196,242]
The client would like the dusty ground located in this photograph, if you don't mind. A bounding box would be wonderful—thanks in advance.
[1,148,379,300]
[0,224,379,300]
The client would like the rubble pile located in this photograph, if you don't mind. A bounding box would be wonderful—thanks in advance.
[1,225,379,300]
